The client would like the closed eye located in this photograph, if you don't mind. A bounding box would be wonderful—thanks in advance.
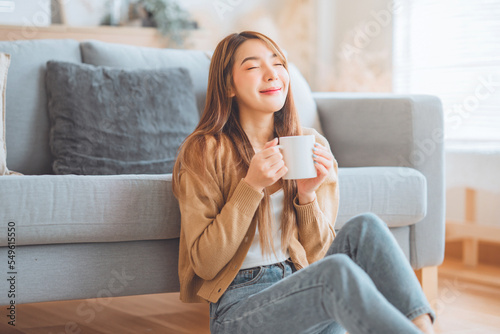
[247,64,283,70]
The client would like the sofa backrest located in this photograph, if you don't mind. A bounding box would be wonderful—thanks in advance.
[80,40,212,118]
[1,39,322,175]
[0,39,82,175]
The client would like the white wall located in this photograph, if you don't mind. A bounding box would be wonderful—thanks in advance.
[318,0,393,92]
[57,0,109,26]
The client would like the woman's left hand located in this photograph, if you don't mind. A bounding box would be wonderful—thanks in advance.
[296,142,335,204]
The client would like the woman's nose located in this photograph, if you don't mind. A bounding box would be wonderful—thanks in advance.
[265,66,278,81]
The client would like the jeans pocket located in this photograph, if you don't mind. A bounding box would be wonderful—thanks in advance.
[211,267,266,323]
[227,266,266,290]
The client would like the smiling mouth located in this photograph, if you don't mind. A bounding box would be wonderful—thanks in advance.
[260,88,281,93]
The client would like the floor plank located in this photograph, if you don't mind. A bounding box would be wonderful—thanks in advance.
[434,259,500,333]
[20,324,103,334]
[0,321,25,334]
[438,257,500,288]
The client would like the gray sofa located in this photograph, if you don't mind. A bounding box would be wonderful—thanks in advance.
[0,39,444,305]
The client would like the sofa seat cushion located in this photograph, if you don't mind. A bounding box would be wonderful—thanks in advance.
[45,61,198,175]
[80,40,211,116]
[336,167,427,229]
[0,167,426,247]
[0,174,180,247]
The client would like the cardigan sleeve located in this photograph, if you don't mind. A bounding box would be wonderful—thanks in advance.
[293,129,339,264]
[176,139,264,280]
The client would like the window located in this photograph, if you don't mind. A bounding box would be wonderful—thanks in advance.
[393,0,500,144]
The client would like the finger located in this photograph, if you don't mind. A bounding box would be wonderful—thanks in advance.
[276,164,288,179]
[313,154,333,170]
[269,158,285,173]
[314,142,328,150]
[263,137,279,150]
[315,161,329,178]
[267,151,284,166]
[261,145,282,159]
[313,145,334,159]
[313,146,333,160]
[256,138,279,158]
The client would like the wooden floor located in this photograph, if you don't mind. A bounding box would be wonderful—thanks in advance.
[1,258,500,334]
[433,259,500,333]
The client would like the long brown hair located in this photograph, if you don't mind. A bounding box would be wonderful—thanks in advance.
[172,31,302,257]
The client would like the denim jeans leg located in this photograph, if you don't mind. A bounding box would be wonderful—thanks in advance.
[211,255,425,333]
[327,212,436,323]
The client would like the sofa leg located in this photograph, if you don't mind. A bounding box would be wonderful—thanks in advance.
[414,266,438,307]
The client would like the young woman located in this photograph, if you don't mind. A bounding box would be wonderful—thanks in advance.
[172,31,435,334]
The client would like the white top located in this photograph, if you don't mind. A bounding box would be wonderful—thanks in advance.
[240,189,290,269]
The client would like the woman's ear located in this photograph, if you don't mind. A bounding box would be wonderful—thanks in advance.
[228,87,236,97]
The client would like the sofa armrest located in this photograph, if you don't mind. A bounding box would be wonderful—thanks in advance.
[0,174,180,247]
[313,92,445,269]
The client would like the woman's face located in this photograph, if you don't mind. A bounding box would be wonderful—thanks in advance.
[230,39,290,117]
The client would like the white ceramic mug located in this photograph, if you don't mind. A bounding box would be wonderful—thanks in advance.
[277,135,317,180]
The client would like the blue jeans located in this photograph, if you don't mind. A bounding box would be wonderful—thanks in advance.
[209,213,435,334]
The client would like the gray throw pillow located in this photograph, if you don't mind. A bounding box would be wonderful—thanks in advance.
[45,61,198,175]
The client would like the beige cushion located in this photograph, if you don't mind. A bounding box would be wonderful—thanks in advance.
[0,52,8,175]
[0,53,21,176]
[1,53,13,175]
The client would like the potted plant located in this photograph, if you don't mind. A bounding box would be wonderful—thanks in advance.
[102,0,196,46]
[129,0,197,46]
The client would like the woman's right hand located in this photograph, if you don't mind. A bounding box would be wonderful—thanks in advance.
[243,138,288,193]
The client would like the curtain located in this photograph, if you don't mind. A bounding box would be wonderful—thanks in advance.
[393,0,500,143]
